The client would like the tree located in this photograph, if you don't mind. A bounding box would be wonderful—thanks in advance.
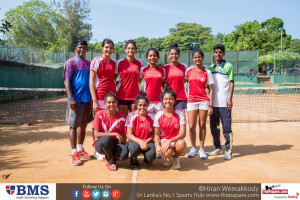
[4,0,66,49]
[162,22,214,51]
[149,37,165,51]
[290,39,300,52]
[223,20,263,51]
[53,0,92,51]
[223,17,291,54]
[260,17,291,53]
[134,37,150,51]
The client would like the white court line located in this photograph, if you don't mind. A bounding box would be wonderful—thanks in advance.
[239,108,300,127]
[129,169,138,200]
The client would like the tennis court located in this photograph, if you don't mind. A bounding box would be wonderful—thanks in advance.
[0,86,300,183]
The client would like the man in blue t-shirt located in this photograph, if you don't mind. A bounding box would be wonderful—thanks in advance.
[62,40,93,166]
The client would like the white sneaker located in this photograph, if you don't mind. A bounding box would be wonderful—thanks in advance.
[208,148,223,156]
[94,151,105,161]
[188,147,198,158]
[224,151,233,160]
[172,157,181,170]
[162,157,172,167]
[198,149,207,160]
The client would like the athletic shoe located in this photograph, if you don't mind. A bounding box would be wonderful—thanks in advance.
[162,157,172,167]
[172,157,181,170]
[208,148,223,156]
[224,151,233,160]
[79,148,93,159]
[187,147,198,158]
[198,149,207,160]
[94,151,105,161]
[71,152,82,166]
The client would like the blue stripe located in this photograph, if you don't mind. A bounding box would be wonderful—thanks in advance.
[212,71,228,76]
[213,60,227,68]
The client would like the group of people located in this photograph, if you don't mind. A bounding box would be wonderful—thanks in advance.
[62,39,234,171]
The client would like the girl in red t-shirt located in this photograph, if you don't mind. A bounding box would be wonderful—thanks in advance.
[92,92,128,171]
[90,38,117,112]
[154,87,187,170]
[140,48,165,113]
[185,48,214,160]
[115,40,143,116]
[164,43,188,110]
[126,91,156,168]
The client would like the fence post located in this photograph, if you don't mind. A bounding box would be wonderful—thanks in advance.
[274,51,276,74]
[236,51,239,76]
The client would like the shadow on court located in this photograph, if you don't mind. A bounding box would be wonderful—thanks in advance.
[0,124,67,171]
[0,124,67,146]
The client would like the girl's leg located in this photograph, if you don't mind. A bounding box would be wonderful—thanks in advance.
[187,109,198,157]
[198,109,208,149]
[174,139,187,158]
[129,103,137,112]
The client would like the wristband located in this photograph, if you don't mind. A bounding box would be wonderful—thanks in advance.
[209,105,214,108]
[69,97,74,100]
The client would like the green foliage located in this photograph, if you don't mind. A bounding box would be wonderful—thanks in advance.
[291,39,300,52]
[224,20,263,51]
[259,51,300,68]
[224,17,291,54]
[161,22,214,51]
[4,0,66,50]
[53,0,92,51]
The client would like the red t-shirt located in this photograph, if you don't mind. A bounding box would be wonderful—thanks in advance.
[125,110,155,141]
[165,63,188,100]
[185,66,214,103]
[115,58,143,100]
[90,56,117,100]
[92,110,126,145]
[140,65,165,103]
[153,109,186,140]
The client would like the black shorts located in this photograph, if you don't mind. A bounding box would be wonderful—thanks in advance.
[174,99,187,110]
[118,100,136,106]
[65,102,93,128]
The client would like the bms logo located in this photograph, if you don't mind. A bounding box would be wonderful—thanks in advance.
[6,185,15,195]
[5,185,49,195]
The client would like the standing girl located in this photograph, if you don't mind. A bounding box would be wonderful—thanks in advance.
[90,38,117,112]
[154,87,187,170]
[164,43,188,110]
[185,48,214,159]
[126,91,156,168]
[140,48,165,113]
[115,40,143,116]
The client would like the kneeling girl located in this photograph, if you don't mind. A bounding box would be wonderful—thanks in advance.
[92,93,128,171]
[154,87,187,170]
[126,91,156,168]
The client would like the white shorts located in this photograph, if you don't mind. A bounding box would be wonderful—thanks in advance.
[96,100,106,109]
[160,139,175,146]
[148,103,163,113]
[187,101,209,111]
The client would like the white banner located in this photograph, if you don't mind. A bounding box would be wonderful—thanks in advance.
[0,183,56,200]
[262,183,300,200]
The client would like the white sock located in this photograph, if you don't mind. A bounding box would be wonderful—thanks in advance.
[72,149,77,154]
[77,144,83,151]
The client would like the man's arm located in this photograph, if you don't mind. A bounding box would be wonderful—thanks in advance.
[227,80,234,110]
[64,79,76,110]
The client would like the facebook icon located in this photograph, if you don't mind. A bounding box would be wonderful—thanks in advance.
[72,189,81,199]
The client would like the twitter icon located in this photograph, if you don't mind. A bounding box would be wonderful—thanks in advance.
[91,189,101,199]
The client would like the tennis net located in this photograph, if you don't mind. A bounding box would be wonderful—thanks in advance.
[0,86,299,124]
